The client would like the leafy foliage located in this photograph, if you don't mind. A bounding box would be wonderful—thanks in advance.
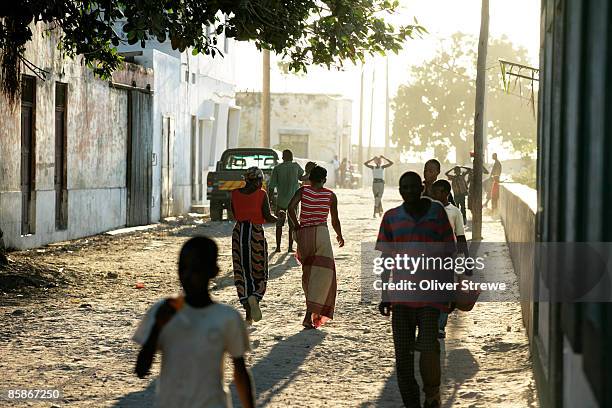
[0,0,424,101]
[391,32,537,163]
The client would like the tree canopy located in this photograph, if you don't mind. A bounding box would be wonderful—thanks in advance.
[0,0,424,102]
[391,32,537,164]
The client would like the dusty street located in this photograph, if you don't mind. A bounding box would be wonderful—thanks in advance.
[0,188,536,407]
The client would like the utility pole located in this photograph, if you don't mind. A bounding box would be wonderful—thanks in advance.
[472,0,489,241]
[367,67,375,160]
[384,56,390,157]
[358,64,365,167]
[262,49,271,147]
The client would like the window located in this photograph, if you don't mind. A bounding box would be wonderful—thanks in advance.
[278,133,308,158]
[184,70,189,82]
[223,154,277,170]
[191,73,196,84]
[55,82,68,230]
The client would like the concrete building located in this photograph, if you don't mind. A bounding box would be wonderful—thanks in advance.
[116,26,240,218]
[0,23,154,249]
[235,92,352,164]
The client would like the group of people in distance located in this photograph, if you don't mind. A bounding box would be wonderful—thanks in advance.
[131,150,501,408]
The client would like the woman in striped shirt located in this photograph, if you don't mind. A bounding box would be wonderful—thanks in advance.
[288,166,344,329]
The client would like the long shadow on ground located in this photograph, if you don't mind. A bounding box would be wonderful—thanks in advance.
[231,329,327,407]
[211,251,299,293]
[361,344,479,407]
[111,379,156,408]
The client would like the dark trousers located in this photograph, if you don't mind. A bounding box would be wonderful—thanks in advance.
[455,193,467,224]
[392,305,441,408]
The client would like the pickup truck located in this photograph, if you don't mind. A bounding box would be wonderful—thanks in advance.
[206,148,279,221]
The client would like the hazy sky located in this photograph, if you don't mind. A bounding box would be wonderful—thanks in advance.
[234,0,541,152]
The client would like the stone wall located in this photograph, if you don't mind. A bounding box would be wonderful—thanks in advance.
[498,183,537,336]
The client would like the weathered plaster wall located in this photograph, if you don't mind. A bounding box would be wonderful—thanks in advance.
[0,23,151,249]
[119,39,238,217]
[236,92,352,163]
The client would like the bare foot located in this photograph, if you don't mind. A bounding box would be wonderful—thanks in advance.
[273,247,281,253]
[248,296,262,322]
[302,311,314,329]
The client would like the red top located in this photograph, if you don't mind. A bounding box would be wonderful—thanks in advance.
[231,189,266,225]
[300,185,332,227]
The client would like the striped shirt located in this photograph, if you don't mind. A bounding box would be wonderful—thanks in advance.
[375,198,456,311]
[375,198,455,244]
[299,185,332,227]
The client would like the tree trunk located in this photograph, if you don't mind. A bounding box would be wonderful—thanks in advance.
[472,0,490,241]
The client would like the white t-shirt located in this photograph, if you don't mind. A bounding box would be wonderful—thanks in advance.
[372,167,384,180]
[133,301,250,408]
[444,203,465,236]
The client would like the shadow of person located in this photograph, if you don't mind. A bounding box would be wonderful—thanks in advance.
[358,368,403,407]
[111,379,156,408]
[361,345,479,407]
[441,348,479,408]
[231,329,327,407]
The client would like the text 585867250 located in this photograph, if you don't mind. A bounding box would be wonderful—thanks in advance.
[3,389,62,400]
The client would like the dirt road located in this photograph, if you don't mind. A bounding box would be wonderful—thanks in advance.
[0,189,536,407]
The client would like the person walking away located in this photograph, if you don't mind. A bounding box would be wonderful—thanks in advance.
[268,150,304,253]
[364,155,394,218]
[133,236,255,408]
[231,167,277,324]
[377,171,456,408]
[301,161,317,186]
[484,153,502,210]
[445,166,470,225]
[332,155,340,187]
[288,166,344,329]
[339,158,348,188]
[431,179,469,339]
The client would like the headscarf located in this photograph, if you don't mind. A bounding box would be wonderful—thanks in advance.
[243,166,264,182]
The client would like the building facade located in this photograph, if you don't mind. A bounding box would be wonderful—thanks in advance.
[116,28,240,218]
[0,23,153,250]
[235,92,352,164]
[530,1,611,407]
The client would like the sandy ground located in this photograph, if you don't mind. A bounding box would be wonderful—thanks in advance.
[0,189,537,407]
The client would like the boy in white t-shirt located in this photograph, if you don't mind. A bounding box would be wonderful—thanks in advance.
[432,180,470,339]
[133,236,255,408]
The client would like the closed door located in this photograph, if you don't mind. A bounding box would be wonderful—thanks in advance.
[126,90,153,226]
[20,76,36,236]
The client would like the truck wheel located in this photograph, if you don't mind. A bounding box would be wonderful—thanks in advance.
[210,201,223,221]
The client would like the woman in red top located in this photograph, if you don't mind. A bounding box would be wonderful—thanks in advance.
[231,167,277,324]
[288,166,344,329]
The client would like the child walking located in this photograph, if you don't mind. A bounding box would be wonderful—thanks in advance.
[133,236,255,408]
[431,180,469,339]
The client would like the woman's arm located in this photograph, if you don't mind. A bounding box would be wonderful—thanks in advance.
[330,193,344,247]
[287,188,303,229]
[381,155,394,168]
[262,192,278,223]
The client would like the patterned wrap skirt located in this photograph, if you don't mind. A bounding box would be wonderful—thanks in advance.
[295,224,337,327]
[232,221,268,304]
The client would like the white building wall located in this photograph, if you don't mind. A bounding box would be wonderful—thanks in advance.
[118,32,239,217]
[0,23,152,249]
